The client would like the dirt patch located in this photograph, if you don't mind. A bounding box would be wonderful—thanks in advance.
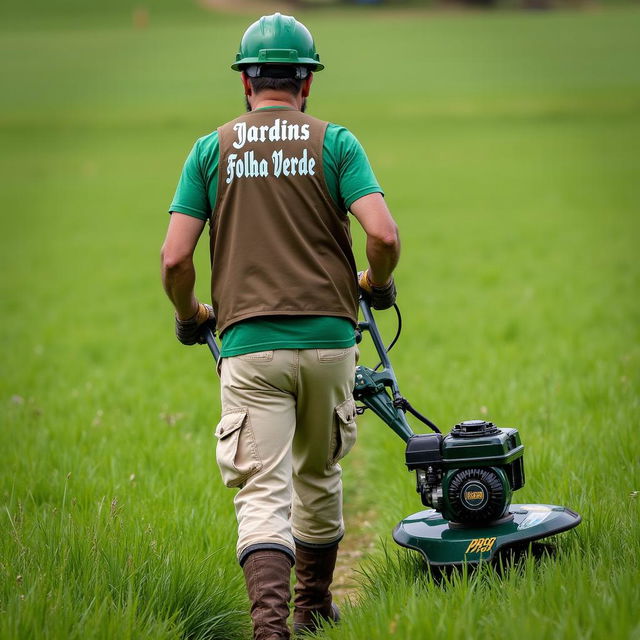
[331,439,381,604]
[332,507,378,604]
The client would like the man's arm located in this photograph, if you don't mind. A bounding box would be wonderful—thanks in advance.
[161,212,206,320]
[350,192,400,286]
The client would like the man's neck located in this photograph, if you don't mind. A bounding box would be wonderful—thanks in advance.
[250,92,299,111]
[253,100,296,110]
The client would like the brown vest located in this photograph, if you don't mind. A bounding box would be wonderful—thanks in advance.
[210,108,358,333]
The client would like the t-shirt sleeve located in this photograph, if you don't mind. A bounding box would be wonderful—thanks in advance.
[333,126,383,211]
[169,139,210,220]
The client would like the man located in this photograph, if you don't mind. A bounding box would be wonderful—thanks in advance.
[161,13,400,640]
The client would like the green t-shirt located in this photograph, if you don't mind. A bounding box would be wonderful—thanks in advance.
[220,316,357,358]
[169,107,382,357]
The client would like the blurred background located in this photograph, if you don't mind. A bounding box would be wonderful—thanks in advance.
[1,0,638,638]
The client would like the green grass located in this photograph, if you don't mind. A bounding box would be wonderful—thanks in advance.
[1,2,639,639]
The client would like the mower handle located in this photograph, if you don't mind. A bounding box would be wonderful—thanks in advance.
[201,320,219,362]
[357,298,402,398]
[356,297,441,438]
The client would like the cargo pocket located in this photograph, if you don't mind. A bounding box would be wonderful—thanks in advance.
[214,408,262,488]
[327,396,358,467]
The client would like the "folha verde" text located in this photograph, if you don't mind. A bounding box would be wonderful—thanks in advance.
[225,149,316,184]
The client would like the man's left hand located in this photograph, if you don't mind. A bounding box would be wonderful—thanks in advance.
[175,303,215,345]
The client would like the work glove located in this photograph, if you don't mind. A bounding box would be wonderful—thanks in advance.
[358,269,397,310]
[175,302,215,345]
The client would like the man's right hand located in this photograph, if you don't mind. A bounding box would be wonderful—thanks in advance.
[358,269,397,310]
[175,303,215,345]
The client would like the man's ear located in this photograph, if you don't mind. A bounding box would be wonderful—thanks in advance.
[301,72,313,98]
[241,72,252,96]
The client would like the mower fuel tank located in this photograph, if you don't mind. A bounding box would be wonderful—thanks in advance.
[443,420,524,477]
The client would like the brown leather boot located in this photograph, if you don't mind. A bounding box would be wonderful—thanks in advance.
[242,549,293,640]
[293,542,340,635]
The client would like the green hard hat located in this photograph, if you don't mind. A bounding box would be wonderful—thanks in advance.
[232,12,324,72]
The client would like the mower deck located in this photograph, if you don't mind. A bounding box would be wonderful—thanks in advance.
[393,503,581,567]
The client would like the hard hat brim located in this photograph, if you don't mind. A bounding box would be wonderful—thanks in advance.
[232,58,324,72]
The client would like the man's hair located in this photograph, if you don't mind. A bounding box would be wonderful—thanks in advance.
[248,76,304,97]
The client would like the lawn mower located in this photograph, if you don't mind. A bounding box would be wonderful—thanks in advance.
[201,297,581,568]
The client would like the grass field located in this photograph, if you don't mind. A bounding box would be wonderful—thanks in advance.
[1,2,639,639]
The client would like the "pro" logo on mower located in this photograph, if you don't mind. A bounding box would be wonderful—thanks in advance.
[465,537,497,554]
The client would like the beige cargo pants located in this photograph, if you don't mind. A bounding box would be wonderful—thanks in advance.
[215,346,358,564]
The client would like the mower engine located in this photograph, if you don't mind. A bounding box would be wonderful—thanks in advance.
[405,420,525,525]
